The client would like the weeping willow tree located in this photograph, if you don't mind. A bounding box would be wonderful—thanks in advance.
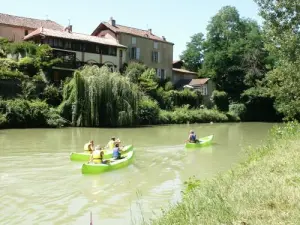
[59,65,141,127]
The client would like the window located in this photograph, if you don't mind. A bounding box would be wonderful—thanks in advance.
[96,45,100,53]
[132,37,136,45]
[200,85,208,95]
[53,38,58,47]
[152,51,160,63]
[156,69,165,80]
[24,30,29,36]
[154,41,158,49]
[64,41,72,49]
[108,47,117,56]
[58,39,63,48]
[131,47,140,60]
[161,69,165,80]
[119,50,123,57]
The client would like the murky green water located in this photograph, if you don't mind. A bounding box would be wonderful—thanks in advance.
[0,122,276,225]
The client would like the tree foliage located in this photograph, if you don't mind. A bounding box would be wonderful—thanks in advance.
[254,0,300,120]
[202,6,269,101]
[59,65,141,127]
[180,33,205,72]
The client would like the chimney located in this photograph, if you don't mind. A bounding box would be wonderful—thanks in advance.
[148,28,152,34]
[162,36,166,41]
[109,17,116,26]
[64,25,72,33]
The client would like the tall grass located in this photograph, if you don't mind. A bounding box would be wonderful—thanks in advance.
[146,122,300,225]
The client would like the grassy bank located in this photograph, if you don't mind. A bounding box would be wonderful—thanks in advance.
[146,122,300,225]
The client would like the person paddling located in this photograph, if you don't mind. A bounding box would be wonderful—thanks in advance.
[84,140,94,152]
[112,143,123,160]
[106,137,116,149]
[89,145,109,164]
[187,130,198,143]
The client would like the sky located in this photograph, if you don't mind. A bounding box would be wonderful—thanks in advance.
[0,0,262,60]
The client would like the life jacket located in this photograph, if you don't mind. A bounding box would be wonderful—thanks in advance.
[190,134,197,142]
[92,150,101,159]
[84,143,91,151]
[107,140,115,149]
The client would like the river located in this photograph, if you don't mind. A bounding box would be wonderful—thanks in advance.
[0,122,276,225]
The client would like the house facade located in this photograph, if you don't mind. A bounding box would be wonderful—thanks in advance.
[172,60,215,105]
[24,26,127,82]
[0,13,63,42]
[91,17,174,80]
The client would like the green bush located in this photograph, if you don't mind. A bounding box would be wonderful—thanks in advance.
[0,113,7,128]
[18,57,39,76]
[1,99,65,128]
[158,105,231,124]
[138,96,160,125]
[229,103,246,120]
[0,69,24,80]
[164,81,174,91]
[154,87,174,110]
[42,84,62,106]
[171,89,202,108]
[124,62,147,83]
[0,58,19,70]
[211,90,229,111]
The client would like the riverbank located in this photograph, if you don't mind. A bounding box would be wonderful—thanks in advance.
[0,98,240,129]
[146,122,300,225]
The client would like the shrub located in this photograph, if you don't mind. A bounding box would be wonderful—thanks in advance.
[18,57,39,76]
[0,69,24,80]
[18,81,36,99]
[211,90,229,111]
[0,58,19,70]
[42,84,62,106]
[0,113,7,128]
[2,99,65,128]
[229,103,246,120]
[171,89,202,108]
[164,81,174,91]
[138,96,160,125]
[158,106,231,124]
[124,62,147,83]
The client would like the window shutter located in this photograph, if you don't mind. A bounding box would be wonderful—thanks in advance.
[157,69,161,78]
[136,48,140,60]
[151,51,154,62]
[158,52,160,63]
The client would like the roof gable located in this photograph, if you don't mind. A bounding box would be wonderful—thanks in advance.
[0,13,64,30]
[24,27,127,48]
[92,22,173,44]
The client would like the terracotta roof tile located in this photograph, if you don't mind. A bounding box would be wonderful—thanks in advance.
[0,13,63,30]
[24,27,127,48]
[172,68,197,75]
[92,21,174,44]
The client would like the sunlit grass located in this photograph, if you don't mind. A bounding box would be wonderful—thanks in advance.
[145,122,300,225]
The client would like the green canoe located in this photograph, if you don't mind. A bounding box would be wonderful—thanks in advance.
[70,145,133,161]
[185,135,214,148]
[81,150,135,174]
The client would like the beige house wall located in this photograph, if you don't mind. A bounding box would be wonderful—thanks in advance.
[0,24,34,42]
[119,33,173,79]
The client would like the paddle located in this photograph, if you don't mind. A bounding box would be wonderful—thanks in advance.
[90,211,93,225]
